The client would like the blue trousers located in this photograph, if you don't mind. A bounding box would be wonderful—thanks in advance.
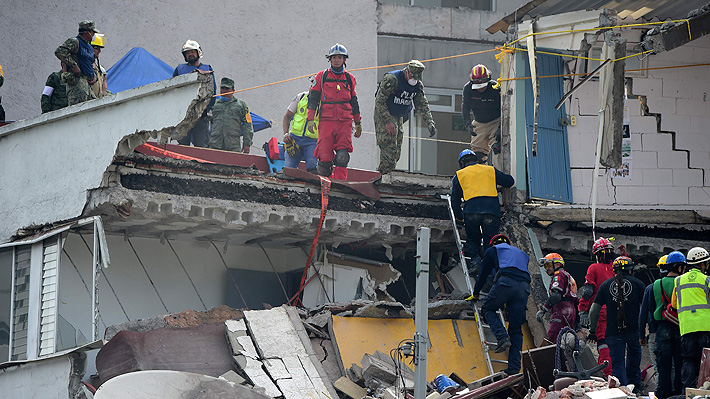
[284,135,318,170]
[481,275,530,374]
[606,330,642,386]
[655,321,682,398]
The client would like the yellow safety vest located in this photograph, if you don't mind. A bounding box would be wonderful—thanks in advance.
[455,164,498,201]
[675,269,710,335]
[290,93,318,139]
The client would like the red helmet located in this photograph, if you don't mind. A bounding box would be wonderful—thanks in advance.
[489,234,510,246]
[470,64,491,89]
[592,237,613,254]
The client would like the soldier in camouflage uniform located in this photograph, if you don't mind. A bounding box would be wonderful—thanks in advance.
[55,20,100,106]
[374,60,436,174]
[208,77,254,153]
[0,64,5,121]
[41,66,69,113]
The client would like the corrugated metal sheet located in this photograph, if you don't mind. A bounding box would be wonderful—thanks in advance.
[525,52,574,203]
[489,0,710,32]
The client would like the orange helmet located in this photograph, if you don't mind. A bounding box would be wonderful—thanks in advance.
[539,252,564,267]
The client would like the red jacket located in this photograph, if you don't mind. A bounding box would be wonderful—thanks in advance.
[307,68,361,122]
[578,262,614,312]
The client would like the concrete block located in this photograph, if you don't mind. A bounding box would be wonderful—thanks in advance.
[659,187,690,205]
[575,96,599,115]
[334,377,367,399]
[610,169,642,186]
[567,132,581,151]
[632,151,658,169]
[630,133,642,151]
[578,131,600,150]
[627,186,659,205]
[677,133,710,152]
[632,78,662,97]
[663,79,695,99]
[689,151,710,169]
[690,187,710,206]
[645,96,676,115]
[690,84,710,101]
[673,169,704,187]
[569,150,595,168]
[642,168,673,186]
[661,114,692,134]
[706,171,710,187]
[571,116,599,133]
[220,369,247,384]
[677,98,710,117]
[628,115,658,134]
[658,151,688,169]
[571,169,583,187]
[641,133,673,152]
[361,353,397,384]
[451,8,481,40]
[690,117,710,135]
[572,185,592,205]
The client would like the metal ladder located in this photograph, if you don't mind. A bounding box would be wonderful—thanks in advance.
[442,194,508,374]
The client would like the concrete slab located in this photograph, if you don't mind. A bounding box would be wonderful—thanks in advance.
[334,376,368,399]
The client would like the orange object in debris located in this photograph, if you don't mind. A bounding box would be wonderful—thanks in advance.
[267,137,280,160]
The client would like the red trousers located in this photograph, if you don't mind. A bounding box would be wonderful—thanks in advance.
[315,119,353,162]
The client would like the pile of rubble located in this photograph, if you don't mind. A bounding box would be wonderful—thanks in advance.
[526,376,639,399]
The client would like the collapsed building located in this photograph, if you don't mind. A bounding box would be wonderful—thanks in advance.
[1,0,710,398]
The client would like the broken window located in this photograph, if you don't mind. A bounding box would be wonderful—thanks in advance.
[0,217,109,362]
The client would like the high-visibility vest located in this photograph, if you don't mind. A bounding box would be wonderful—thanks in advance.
[674,269,710,335]
[290,93,318,139]
[455,164,498,201]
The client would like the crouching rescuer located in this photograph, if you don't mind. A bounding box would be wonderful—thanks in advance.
[306,43,361,180]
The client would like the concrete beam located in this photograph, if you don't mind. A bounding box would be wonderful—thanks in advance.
[524,204,710,225]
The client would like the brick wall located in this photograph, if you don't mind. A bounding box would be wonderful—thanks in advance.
[567,34,710,207]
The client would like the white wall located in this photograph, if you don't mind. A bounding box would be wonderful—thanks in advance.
[566,34,710,208]
[0,0,379,170]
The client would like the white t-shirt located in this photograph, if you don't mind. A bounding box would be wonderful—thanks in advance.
[287,91,308,114]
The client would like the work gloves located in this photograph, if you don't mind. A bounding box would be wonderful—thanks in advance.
[428,123,437,138]
[284,140,299,157]
[306,120,317,135]
[579,311,590,329]
[467,123,477,137]
[354,122,362,138]
[536,307,548,323]
[586,332,597,342]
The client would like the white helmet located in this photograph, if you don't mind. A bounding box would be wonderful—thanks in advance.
[182,39,203,59]
[687,247,710,265]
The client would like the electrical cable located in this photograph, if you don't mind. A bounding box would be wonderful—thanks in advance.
[166,238,208,311]
[209,240,249,309]
[126,236,169,313]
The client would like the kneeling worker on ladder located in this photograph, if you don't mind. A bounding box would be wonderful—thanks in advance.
[472,234,531,376]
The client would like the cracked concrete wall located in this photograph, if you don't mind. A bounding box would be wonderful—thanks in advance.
[0,353,87,399]
[566,34,710,207]
[1,0,379,170]
[0,74,204,243]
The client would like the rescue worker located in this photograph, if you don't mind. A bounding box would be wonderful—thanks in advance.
[589,256,645,388]
[55,20,100,106]
[461,64,501,163]
[374,60,436,174]
[671,247,710,389]
[90,34,108,98]
[41,65,69,113]
[0,64,4,121]
[472,234,530,376]
[650,252,684,399]
[638,255,667,376]
[306,43,361,181]
[173,39,215,147]
[536,253,579,343]
[578,237,615,376]
[282,77,318,172]
[208,77,253,153]
[451,149,514,270]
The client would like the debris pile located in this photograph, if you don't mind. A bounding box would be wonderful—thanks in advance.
[525,376,639,399]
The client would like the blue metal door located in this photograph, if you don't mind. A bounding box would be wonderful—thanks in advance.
[524,52,573,203]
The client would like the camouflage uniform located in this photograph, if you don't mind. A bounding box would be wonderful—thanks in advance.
[208,77,254,152]
[41,71,69,113]
[0,65,4,121]
[55,21,99,106]
[374,61,435,174]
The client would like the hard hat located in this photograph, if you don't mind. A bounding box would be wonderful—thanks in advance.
[539,253,565,267]
[592,237,614,254]
[182,39,203,59]
[91,34,104,48]
[458,149,478,168]
[656,255,668,267]
[666,251,687,265]
[470,64,491,89]
[612,256,634,272]
[687,247,710,265]
[489,234,510,246]
[326,43,348,59]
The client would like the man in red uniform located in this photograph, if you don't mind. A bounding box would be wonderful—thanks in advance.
[536,253,579,342]
[578,237,615,376]
[306,43,362,181]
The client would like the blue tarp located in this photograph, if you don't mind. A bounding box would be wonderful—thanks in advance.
[107,47,272,132]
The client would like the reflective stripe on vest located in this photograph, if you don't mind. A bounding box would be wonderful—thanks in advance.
[675,270,710,335]
[290,93,318,139]
[455,164,498,201]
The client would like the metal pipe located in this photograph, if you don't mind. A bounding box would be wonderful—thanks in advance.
[414,227,430,399]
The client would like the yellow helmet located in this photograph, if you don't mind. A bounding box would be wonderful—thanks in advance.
[91,34,105,48]
[656,255,668,267]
